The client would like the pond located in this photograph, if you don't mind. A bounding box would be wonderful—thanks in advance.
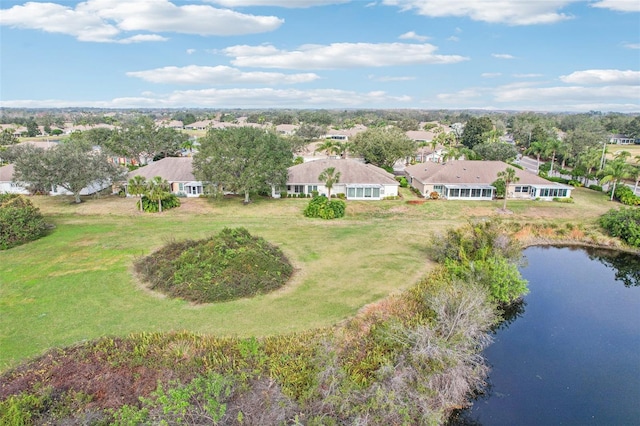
[452,245,640,425]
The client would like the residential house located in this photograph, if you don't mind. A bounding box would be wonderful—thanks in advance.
[609,134,637,145]
[405,160,573,201]
[0,164,30,194]
[0,162,110,196]
[285,158,399,200]
[275,124,298,135]
[126,157,204,197]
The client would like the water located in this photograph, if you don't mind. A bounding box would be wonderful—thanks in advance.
[453,246,640,425]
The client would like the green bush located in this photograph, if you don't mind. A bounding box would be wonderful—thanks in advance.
[303,196,346,219]
[589,184,603,192]
[134,227,293,303]
[611,185,640,206]
[396,176,408,188]
[138,194,181,213]
[599,208,640,247]
[553,197,574,203]
[492,179,506,198]
[0,194,47,250]
[429,221,528,304]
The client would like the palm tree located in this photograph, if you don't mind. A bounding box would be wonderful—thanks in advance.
[526,141,546,173]
[331,141,350,159]
[497,167,520,211]
[600,159,631,201]
[127,175,147,212]
[146,176,170,212]
[315,139,336,157]
[318,167,341,199]
[181,138,196,156]
[544,138,564,176]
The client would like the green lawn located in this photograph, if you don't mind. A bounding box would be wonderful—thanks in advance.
[0,189,615,370]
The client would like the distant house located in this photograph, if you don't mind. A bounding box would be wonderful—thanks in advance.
[275,124,298,135]
[0,164,30,194]
[0,163,110,197]
[405,160,573,201]
[285,159,399,200]
[609,134,636,145]
[127,157,204,197]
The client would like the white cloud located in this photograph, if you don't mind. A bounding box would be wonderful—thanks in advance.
[0,0,283,42]
[0,2,120,42]
[368,75,416,82]
[118,34,169,44]
[481,72,502,78]
[186,49,196,54]
[399,31,429,41]
[223,42,468,69]
[513,73,543,78]
[492,53,515,59]
[382,0,577,25]
[591,0,640,12]
[433,75,640,112]
[623,43,640,49]
[126,65,320,85]
[493,84,640,103]
[447,36,460,42]
[560,69,640,85]
[2,87,413,109]
[205,0,349,7]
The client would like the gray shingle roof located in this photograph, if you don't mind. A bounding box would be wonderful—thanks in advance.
[288,159,399,186]
[127,157,196,182]
[405,160,560,186]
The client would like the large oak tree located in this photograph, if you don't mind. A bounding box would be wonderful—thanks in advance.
[193,126,292,204]
[10,139,125,203]
[350,126,416,170]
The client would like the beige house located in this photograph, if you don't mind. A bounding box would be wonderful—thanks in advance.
[285,159,399,200]
[405,160,573,201]
[127,157,203,197]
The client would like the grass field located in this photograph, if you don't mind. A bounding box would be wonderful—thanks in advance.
[0,188,617,370]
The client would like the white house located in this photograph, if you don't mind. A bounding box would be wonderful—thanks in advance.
[405,160,573,201]
[285,159,399,200]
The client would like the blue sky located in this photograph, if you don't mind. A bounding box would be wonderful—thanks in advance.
[1,0,639,112]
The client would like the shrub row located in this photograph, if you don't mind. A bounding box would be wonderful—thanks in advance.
[600,208,640,247]
[137,194,181,213]
[611,185,640,206]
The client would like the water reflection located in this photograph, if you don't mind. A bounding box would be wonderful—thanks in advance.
[587,248,640,287]
[448,245,640,425]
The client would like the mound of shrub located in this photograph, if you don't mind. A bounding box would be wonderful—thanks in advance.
[599,208,640,247]
[0,194,47,250]
[303,195,346,219]
[135,227,293,303]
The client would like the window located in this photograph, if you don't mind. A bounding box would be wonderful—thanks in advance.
[471,188,482,197]
[460,188,470,197]
[356,187,364,198]
[364,187,372,197]
[307,185,318,193]
[288,185,304,194]
[449,188,460,197]
[482,188,493,197]
[178,183,184,191]
[434,185,444,193]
